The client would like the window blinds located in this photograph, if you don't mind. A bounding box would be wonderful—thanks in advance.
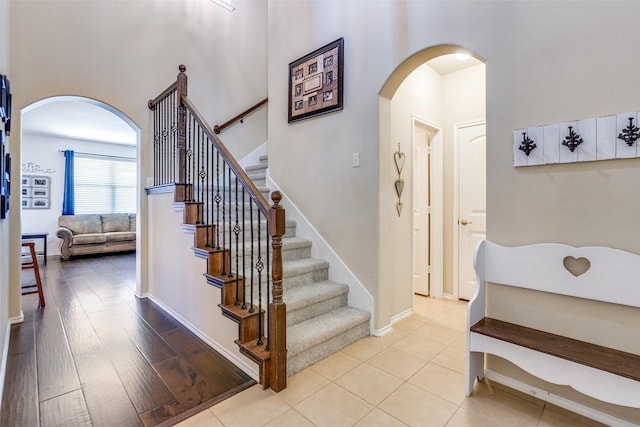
[74,154,136,214]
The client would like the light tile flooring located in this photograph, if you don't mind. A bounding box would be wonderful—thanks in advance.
[177,296,606,427]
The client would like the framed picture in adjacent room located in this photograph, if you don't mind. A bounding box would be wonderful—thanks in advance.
[22,175,50,210]
[288,38,344,123]
[31,198,50,209]
[32,176,50,188]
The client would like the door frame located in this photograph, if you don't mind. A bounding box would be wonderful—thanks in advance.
[452,119,486,299]
[412,115,443,299]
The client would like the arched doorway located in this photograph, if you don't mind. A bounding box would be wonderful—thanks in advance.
[378,45,486,325]
[20,96,142,293]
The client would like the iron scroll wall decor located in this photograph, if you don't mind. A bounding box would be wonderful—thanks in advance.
[394,143,405,217]
[513,111,640,167]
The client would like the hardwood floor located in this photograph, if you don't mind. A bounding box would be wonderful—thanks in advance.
[1,253,255,427]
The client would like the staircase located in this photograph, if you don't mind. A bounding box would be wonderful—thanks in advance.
[147,65,370,390]
[244,155,371,376]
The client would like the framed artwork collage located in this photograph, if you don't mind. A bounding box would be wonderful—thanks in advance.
[288,38,344,123]
[22,176,51,209]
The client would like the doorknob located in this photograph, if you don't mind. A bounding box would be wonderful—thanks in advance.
[459,219,472,226]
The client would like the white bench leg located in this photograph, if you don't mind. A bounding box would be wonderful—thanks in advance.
[467,351,484,396]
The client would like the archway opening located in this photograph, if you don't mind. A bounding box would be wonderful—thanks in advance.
[378,45,486,328]
[20,96,142,292]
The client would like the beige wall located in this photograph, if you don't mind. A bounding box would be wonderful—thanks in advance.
[389,63,443,316]
[7,0,267,317]
[0,0,10,399]
[269,0,640,419]
[147,192,259,379]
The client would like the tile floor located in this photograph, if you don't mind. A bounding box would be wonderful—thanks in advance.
[177,296,607,427]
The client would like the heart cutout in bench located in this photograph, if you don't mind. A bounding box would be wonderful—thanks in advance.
[563,256,591,277]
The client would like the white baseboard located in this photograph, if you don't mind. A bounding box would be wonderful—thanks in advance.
[9,311,24,325]
[372,308,414,337]
[0,321,10,413]
[142,294,259,382]
[373,323,393,337]
[484,370,637,427]
[391,308,413,324]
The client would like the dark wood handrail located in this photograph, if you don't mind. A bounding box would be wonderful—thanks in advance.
[148,81,177,110]
[147,65,186,110]
[147,67,286,392]
[214,98,268,134]
[181,96,271,215]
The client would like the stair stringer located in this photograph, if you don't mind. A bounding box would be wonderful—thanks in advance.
[265,174,374,331]
[145,190,260,381]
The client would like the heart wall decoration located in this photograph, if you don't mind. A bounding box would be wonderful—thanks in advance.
[394,150,405,176]
[395,179,404,198]
[394,143,405,217]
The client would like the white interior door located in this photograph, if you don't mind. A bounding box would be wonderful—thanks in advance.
[457,121,486,300]
[413,126,430,296]
[413,118,443,299]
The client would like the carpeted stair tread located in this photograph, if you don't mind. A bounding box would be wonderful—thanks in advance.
[246,164,268,173]
[285,280,348,312]
[229,237,311,263]
[286,306,371,357]
[239,153,371,378]
[247,172,266,179]
[282,258,329,278]
[228,236,310,253]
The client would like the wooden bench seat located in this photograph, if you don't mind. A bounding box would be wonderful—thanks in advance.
[471,317,640,383]
[467,240,640,412]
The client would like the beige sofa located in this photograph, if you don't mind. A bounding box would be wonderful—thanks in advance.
[56,213,136,260]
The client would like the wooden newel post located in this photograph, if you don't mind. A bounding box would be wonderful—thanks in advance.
[176,65,188,185]
[269,191,287,391]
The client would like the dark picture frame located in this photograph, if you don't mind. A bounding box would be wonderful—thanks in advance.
[0,76,10,136]
[4,152,10,214]
[0,75,6,120]
[288,38,344,123]
[0,135,7,219]
[0,133,4,219]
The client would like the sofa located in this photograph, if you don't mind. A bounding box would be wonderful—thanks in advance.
[57,213,136,260]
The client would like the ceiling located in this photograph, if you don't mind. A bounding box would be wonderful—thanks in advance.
[22,99,137,146]
[427,53,483,75]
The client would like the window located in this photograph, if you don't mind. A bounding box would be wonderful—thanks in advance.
[74,154,136,214]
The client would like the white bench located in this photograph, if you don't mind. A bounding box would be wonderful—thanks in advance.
[467,240,640,409]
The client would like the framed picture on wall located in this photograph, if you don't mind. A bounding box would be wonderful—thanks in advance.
[22,174,50,210]
[5,93,11,135]
[0,135,4,219]
[31,198,50,209]
[31,187,49,198]
[32,176,50,188]
[288,38,344,123]
[0,75,6,120]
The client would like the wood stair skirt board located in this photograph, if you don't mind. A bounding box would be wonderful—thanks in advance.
[171,154,371,388]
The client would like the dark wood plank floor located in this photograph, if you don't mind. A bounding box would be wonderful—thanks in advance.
[1,253,255,427]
